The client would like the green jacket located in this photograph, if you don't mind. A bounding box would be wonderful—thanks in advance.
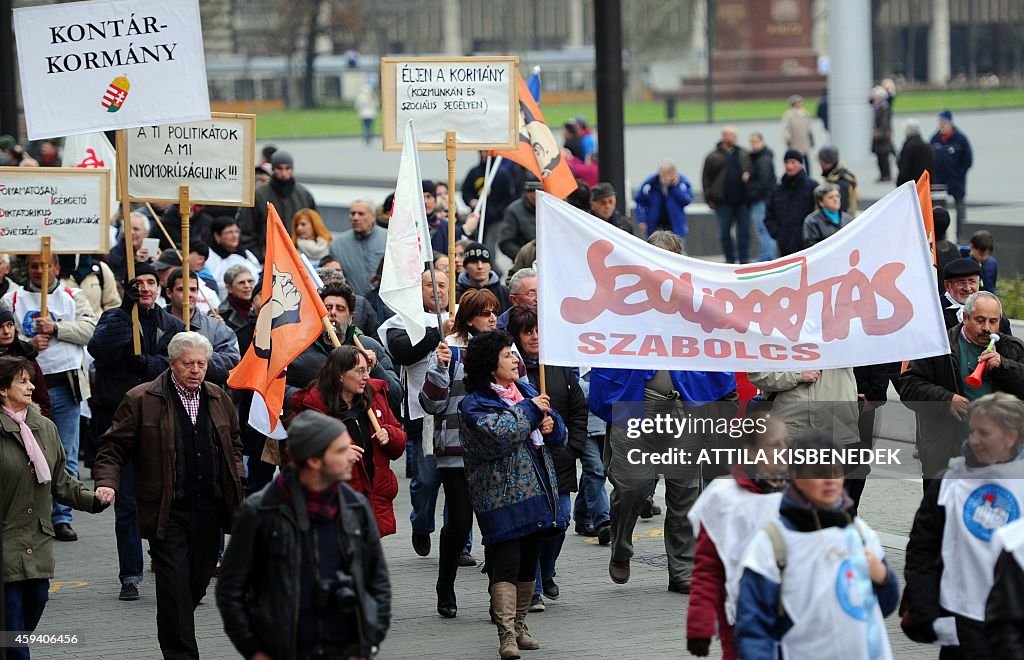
[1,406,98,583]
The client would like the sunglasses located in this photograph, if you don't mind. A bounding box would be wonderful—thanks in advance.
[476,309,497,318]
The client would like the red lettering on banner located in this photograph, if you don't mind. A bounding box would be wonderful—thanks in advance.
[791,343,821,361]
[560,241,915,342]
[575,333,821,362]
[609,333,637,356]
[578,332,605,355]
[759,344,786,360]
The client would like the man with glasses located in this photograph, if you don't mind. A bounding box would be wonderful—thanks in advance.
[941,258,1011,336]
[497,268,537,330]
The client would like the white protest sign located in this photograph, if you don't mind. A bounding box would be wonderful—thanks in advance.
[0,168,110,254]
[536,184,949,371]
[126,113,256,206]
[381,56,519,151]
[14,0,210,140]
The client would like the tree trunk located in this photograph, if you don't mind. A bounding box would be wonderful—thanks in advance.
[302,0,322,109]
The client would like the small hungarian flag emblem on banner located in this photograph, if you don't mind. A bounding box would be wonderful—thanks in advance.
[101,76,131,113]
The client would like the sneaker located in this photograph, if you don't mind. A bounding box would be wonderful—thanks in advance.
[574,522,597,537]
[412,533,431,557]
[118,583,140,601]
[542,579,559,600]
[53,523,78,542]
[458,553,477,567]
[528,594,545,612]
[597,523,611,546]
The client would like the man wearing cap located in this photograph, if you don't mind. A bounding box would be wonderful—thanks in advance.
[455,243,512,313]
[590,182,636,235]
[701,127,752,263]
[498,180,543,261]
[930,110,973,233]
[818,144,859,216]
[164,268,240,386]
[330,199,387,297]
[154,248,220,316]
[237,150,318,260]
[764,150,819,257]
[216,410,391,660]
[941,258,1012,336]
[88,262,185,601]
[94,331,245,658]
[2,254,96,543]
[901,292,1024,485]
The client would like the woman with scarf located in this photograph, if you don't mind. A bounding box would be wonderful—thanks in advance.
[290,208,332,261]
[902,392,1024,659]
[205,216,261,286]
[419,288,499,619]
[802,182,853,249]
[506,305,588,614]
[217,265,257,333]
[735,429,899,660]
[1,356,110,658]
[459,330,566,659]
[686,413,788,659]
[291,345,405,536]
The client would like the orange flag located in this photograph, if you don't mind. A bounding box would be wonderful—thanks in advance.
[494,74,578,199]
[227,202,328,431]
[916,171,937,266]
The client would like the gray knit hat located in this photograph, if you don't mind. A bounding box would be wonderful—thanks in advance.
[287,410,348,463]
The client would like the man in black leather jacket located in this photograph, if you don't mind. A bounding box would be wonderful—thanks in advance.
[216,410,391,659]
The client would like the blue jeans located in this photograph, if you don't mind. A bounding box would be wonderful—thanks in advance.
[750,200,776,262]
[714,203,751,264]
[534,493,572,594]
[114,463,145,584]
[408,425,441,535]
[573,435,610,528]
[48,385,80,526]
[4,579,49,660]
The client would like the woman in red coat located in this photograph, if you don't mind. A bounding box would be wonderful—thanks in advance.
[291,345,406,536]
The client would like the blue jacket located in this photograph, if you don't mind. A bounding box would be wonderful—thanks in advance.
[929,128,973,199]
[633,173,694,238]
[588,368,736,427]
[459,380,567,545]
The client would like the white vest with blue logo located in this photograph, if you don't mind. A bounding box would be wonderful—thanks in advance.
[742,518,893,660]
[688,478,782,625]
[938,457,1024,621]
[5,287,84,375]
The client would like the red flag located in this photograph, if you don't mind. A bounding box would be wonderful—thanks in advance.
[494,74,578,199]
[227,203,328,431]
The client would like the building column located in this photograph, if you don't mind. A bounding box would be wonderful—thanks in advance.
[568,0,585,47]
[443,0,463,56]
[929,0,951,85]
[827,0,872,162]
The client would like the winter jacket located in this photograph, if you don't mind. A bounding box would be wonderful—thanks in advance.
[595,209,637,236]
[633,173,694,238]
[419,336,469,468]
[702,143,752,204]
[781,107,814,155]
[747,368,859,445]
[178,309,241,386]
[215,473,390,660]
[1,405,101,583]
[61,260,121,315]
[329,226,388,297]
[764,170,819,256]
[871,101,894,156]
[897,135,934,187]
[589,368,737,427]
[930,128,973,199]
[900,326,1024,477]
[459,380,567,545]
[524,361,588,493]
[217,295,251,333]
[455,271,512,313]
[93,371,245,540]
[747,148,776,202]
[87,305,184,409]
[0,339,50,417]
[290,380,406,537]
[802,208,853,249]
[821,162,860,216]
[985,528,1024,659]
[462,161,516,231]
[237,180,318,260]
[498,195,537,260]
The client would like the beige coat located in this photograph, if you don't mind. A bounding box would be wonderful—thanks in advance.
[61,260,121,315]
[747,367,859,444]
[781,107,814,155]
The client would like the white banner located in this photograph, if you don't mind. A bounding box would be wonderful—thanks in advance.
[126,113,256,206]
[14,0,210,140]
[536,183,949,371]
[0,168,110,254]
[63,131,118,212]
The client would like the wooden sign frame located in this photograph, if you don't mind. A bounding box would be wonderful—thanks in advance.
[0,167,111,254]
[381,56,520,151]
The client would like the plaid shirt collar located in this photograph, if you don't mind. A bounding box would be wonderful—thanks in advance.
[170,372,202,424]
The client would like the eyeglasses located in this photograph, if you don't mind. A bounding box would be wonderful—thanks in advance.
[518,291,538,300]
[950,278,979,288]
[348,368,369,376]
[477,310,497,318]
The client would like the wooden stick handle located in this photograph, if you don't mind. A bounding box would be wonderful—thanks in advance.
[538,363,547,396]
[145,202,222,321]
[116,130,141,355]
[180,186,191,326]
[39,237,50,319]
[351,333,384,433]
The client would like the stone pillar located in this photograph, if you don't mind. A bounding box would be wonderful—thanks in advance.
[568,0,585,47]
[690,0,707,75]
[811,0,828,60]
[827,0,872,162]
[929,0,951,85]
[443,0,463,56]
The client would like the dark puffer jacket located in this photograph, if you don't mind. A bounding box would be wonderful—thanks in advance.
[764,170,818,256]
[523,362,587,493]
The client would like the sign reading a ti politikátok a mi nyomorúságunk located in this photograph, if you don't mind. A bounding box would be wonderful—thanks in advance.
[126,113,256,207]
[0,168,110,254]
[381,56,519,151]
[13,0,210,140]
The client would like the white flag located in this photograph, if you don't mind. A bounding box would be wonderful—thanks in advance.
[380,120,434,345]
[248,390,288,440]
[63,132,118,212]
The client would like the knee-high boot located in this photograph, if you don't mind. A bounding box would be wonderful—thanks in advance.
[515,581,541,650]
[491,581,520,659]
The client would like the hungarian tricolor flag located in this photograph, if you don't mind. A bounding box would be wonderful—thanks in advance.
[227,202,328,432]
[494,74,578,199]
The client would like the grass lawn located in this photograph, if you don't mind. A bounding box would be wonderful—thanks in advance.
[255,87,1024,139]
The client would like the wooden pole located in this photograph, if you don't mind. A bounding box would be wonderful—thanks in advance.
[145,202,222,321]
[538,363,547,395]
[179,186,191,326]
[115,130,141,355]
[323,317,383,433]
[445,130,457,315]
[39,236,50,319]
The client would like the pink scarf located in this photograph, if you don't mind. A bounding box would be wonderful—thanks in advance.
[3,405,51,484]
[490,382,544,447]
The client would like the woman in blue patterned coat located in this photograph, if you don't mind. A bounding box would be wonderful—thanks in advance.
[459,330,566,659]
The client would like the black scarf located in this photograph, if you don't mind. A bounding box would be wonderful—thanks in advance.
[780,483,856,532]
[270,176,296,197]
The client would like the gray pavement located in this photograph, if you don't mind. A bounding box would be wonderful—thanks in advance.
[30,446,933,660]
